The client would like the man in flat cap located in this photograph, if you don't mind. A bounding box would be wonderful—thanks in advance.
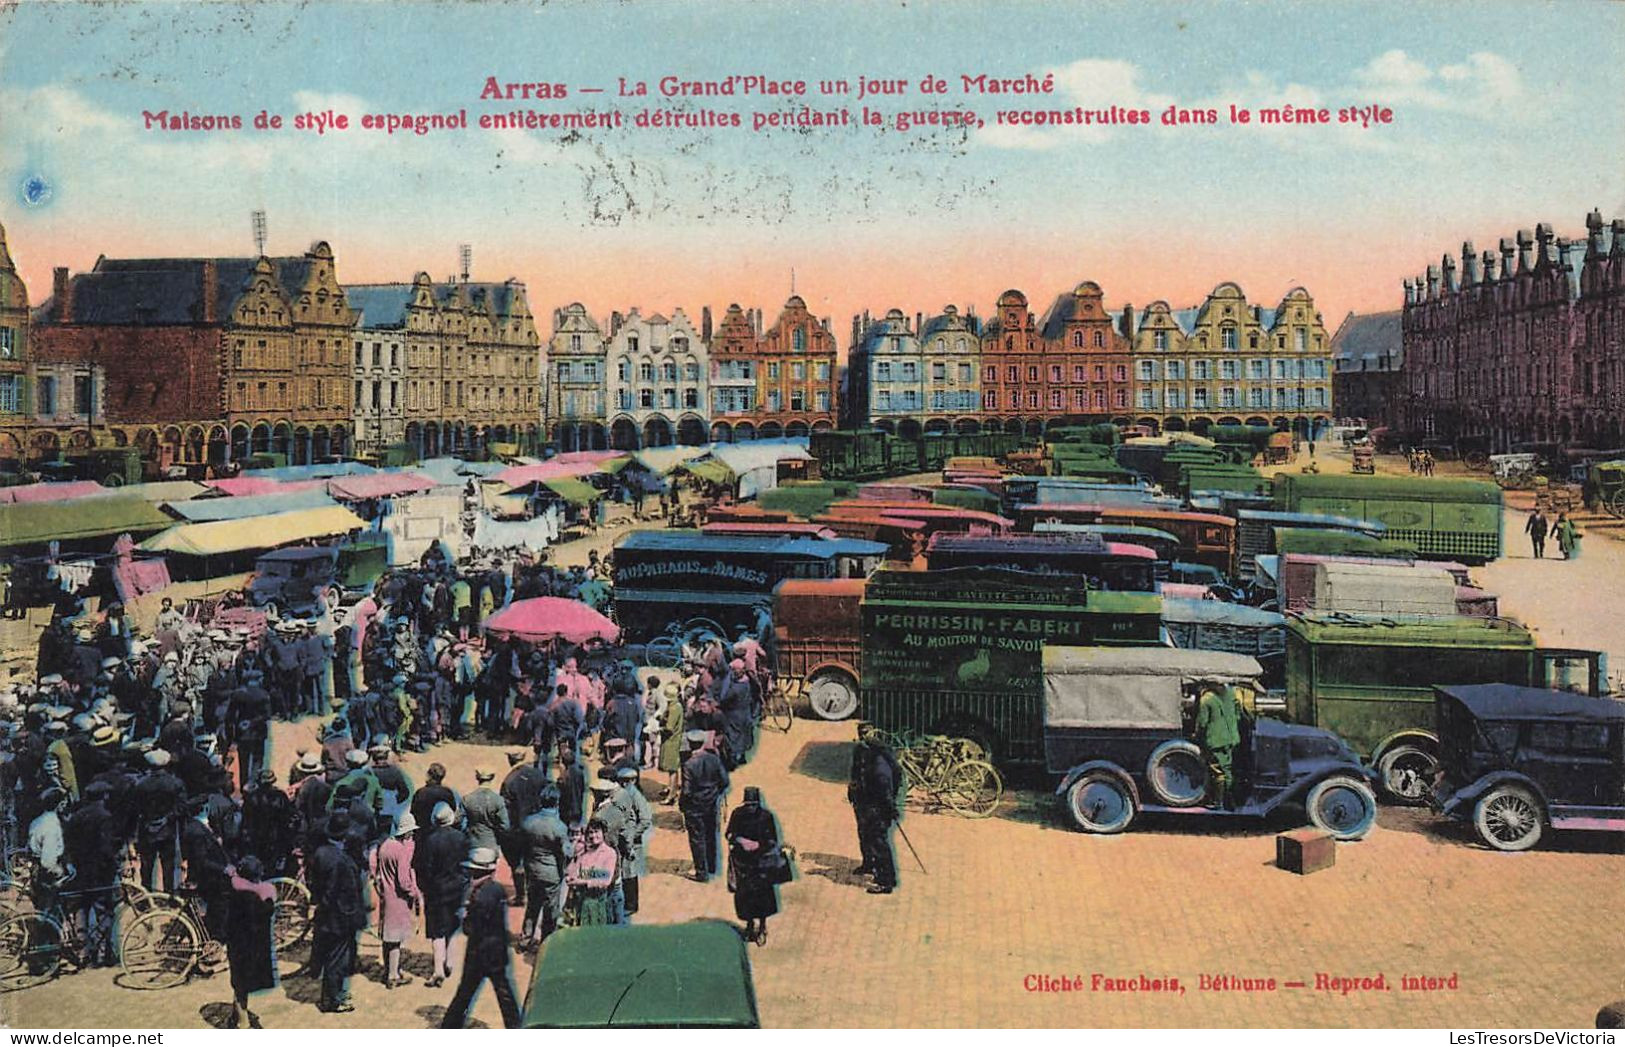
[440,847,521,1029]
[133,748,185,891]
[679,729,729,882]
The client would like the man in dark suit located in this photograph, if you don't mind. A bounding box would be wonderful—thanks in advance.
[849,725,902,894]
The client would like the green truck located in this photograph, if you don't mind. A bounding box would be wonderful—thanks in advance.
[860,565,1163,766]
[1283,612,1605,803]
[1272,473,1503,563]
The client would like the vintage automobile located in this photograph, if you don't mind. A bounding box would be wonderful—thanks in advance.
[1430,684,1625,852]
[1044,646,1380,839]
[523,920,759,1028]
[247,540,388,615]
[1284,613,1606,803]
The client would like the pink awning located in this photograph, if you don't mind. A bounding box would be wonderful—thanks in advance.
[483,597,620,645]
[495,460,607,486]
[0,481,113,504]
[201,477,325,497]
[326,471,436,501]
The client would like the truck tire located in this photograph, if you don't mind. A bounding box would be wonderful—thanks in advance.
[1306,775,1378,841]
[1066,772,1135,834]
[1375,742,1436,805]
[806,669,859,721]
[1145,740,1208,807]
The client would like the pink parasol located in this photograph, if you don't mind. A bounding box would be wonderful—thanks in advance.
[482,597,620,645]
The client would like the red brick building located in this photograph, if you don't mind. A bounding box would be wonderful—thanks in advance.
[706,295,838,440]
[978,283,1133,435]
[34,243,356,468]
[1399,212,1624,452]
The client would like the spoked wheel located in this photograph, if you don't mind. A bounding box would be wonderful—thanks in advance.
[1473,784,1544,852]
[1065,772,1136,834]
[1375,744,1437,805]
[763,688,794,733]
[1608,489,1625,520]
[0,912,63,990]
[270,877,312,950]
[943,759,1003,818]
[1306,775,1379,841]
[643,637,682,670]
[1463,451,1490,471]
[118,909,201,990]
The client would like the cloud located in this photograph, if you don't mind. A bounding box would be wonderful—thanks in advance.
[1354,49,1531,116]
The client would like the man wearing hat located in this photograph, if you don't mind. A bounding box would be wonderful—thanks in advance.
[609,765,653,917]
[327,750,384,845]
[241,767,300,879]
[440,847,521,1029]
[64,779,121,966]
[499,751,546,907]
[268,620,304,721]
[414,802,470,988]
[679,729,730,882]
[517,788,570,950]
[133,748,185,891]
[306,809,367,1012]
[554,737,588,832]
[369,743,413,830]
[228,668,271,791]
[849,725,902,895]
[463,768,510,860]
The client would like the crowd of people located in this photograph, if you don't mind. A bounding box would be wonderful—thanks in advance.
[0,539,800,1027]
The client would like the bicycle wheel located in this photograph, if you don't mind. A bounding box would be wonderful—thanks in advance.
[683,617,727,644]
[764,688,794,733]
[643,636,681,670]
[119,908,201,990]
[0,912,63,990]
[943,760,1003,819]
[270,877,312,950]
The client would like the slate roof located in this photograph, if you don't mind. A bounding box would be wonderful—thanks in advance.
[38,255,315,326]
[1330,310,1403,371]
[918,310,981,341]
[345,284,415,329]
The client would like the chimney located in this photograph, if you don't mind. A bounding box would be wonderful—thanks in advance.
[851,314,861,347]
[1462,242,1479,286]
[1403,279,1414,306]
[553,307,564,329]
[1120,304,1134,339]
[1482,250,1498,283]
[915,311,924,335]
[753,309,762,337]
[200,259,218,323]
[53,267,73,322]
[1587,211,1606,257]
[1499,238,1516,279]
[701,305,712,341]
[1252,305,1262,321]
[1516,229,1533,272]
[610,310,624,337]
[1441,253,1457,293]
[1425,264,1439,300]
[1535,223,1553,265]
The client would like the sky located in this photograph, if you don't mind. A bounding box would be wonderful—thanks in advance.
[2,0,1622,345]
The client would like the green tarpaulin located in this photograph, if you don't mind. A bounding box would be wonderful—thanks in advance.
[680,459,734,486]
[0,497,173,549]
[542,477,602,505]
[523,921,758,1028]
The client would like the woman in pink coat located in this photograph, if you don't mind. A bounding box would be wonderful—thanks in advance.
[371,811,421,988]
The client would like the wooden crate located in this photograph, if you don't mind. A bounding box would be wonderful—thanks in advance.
[1276,829,1336,874]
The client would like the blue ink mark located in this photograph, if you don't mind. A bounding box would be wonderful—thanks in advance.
[20,174,53,208]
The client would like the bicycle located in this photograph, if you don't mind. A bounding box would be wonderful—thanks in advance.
[759,675,797,734]
[0,880,139,991]
[890,734,1004,819]
[642,617,728,670]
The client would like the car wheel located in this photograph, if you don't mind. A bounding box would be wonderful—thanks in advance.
[1306,775,1378,841]
[806,669,859,721]
[1375,743,1437,805]
[1065,772,1136,834]
[1145,739,1208,807]
[1472,784,1544,852]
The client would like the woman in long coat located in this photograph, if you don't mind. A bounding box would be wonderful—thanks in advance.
[725,786,786,946]
[224,856,278,1029]
[371,812,421,988]
[1555,512,1583,560]
[657,684,685,803]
